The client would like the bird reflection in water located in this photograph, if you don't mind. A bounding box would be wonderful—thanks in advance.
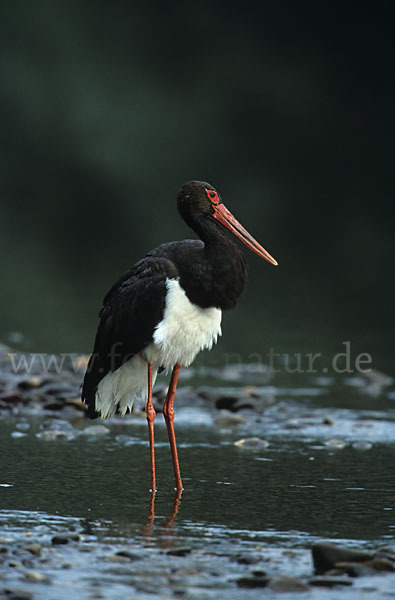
[143,489,183,546]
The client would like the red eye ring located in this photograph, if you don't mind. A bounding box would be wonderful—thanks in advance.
[206,189,220,204]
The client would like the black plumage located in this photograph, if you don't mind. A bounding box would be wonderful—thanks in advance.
[82,180,276,420]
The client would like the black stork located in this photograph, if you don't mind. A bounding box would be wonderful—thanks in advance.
[82,181,277,492]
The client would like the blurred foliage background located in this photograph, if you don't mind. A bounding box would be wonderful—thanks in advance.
[0,1,394,372]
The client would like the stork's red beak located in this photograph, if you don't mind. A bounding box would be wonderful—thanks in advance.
[212,203,278,266]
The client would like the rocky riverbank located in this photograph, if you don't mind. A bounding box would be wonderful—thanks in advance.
[1,342,395,598]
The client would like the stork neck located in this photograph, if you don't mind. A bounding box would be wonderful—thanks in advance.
[188,214,230,248]
[199,219,248,310]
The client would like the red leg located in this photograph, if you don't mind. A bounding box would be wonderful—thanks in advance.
[146,363,157,492]
[163,363,183,490]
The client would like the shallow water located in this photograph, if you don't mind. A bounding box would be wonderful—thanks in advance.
[1,370,395,598]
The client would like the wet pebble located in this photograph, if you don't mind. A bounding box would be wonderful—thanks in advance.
[232,397,267,412]
[42,419,76,432]
[215,392,247,411]
[9,560,22,568]
[268,573,311,592]
[24,571,49,583]
[37,419,78,441]
[2,589,33,600]
[236,575,269,588]
[215,392,270,413]
[113,550,142,561]
[42,399,65,411]
[80,425,109,436]
[43,386,78,400]
[51,534,80,545]
[375,546,395,561]
[352,441,373,451]
[167,547,192,557]
[36,430,76,441]
[312,542,373,574]
[285,418,303,429]
[0,399,12,410]
[23,544,41,557]
[11,431,28,439]
[18,376,43,390]
[309,576,353,587]
[214,410,245,428]
[251,569,266,577]
[325,439,347,450]
[236,553,262,565]
[15,422,30,431]
[234,437,269,450]
[64,398,86,411]
[335,562,377,577]
[363,558,395,572]
[0,391,25,404]
[108,554,134,563]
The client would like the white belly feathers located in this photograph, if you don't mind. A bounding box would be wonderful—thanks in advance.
[95,278,222,418]
[147,278,222,369]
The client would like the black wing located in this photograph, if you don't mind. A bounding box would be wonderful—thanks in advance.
[82,255,178,417]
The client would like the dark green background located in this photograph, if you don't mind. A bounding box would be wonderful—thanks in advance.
[1,1,394,372]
